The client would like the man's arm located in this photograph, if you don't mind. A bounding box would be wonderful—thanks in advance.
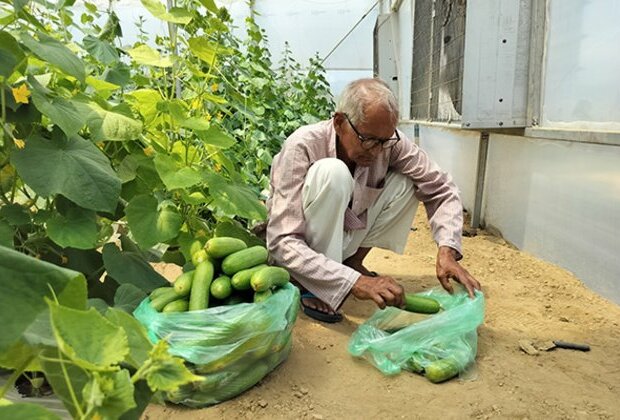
[266,140,360,310]
[390,133,481,297]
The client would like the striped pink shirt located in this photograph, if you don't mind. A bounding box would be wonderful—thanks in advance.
[266,119,463,309]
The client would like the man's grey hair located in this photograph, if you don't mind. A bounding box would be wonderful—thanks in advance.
[336,78,399,125]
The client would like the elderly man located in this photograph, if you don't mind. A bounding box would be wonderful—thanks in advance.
[266,78,480,323]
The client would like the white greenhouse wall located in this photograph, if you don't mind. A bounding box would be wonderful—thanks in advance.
[483,134,620,303]
[416,127,620,304]
[417,126,479,213]
[381,0,620,304]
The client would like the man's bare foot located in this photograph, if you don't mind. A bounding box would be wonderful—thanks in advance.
[301,295,338,315]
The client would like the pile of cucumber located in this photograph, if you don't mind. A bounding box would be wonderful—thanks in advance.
[149,237,290,313]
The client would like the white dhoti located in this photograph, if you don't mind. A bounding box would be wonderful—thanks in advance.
[302,158,419,264]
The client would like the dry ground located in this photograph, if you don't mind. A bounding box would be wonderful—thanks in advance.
[144,208,620,420]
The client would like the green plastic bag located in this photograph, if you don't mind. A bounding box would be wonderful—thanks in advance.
[133,283,299,407]
[348,286,485,380]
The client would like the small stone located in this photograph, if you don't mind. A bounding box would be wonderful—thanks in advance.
[257,400,268,408]
[559,316,570,322]
[312,414,324,420]
[498,382,504,387]
[325,358,332,364]
[300,387,309,395]
[293,391,303,398]
[488,267,495,273]
[545,304,551,309]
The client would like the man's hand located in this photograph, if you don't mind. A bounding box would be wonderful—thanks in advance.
[351,275,405,309]
[436,246,481,298]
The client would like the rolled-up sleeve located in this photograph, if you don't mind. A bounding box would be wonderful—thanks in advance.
[389,135,464,259]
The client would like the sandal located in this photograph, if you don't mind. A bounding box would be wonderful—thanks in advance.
[300,292,343,323]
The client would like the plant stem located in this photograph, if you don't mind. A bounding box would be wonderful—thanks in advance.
[56,348,85,418]
[0,82,6,144]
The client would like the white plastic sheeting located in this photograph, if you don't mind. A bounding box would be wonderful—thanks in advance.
[484,133,620,303]
[417,125,480,213]
[542,0,620,131]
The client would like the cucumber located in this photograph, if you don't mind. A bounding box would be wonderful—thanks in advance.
[253,289,273,303]
[231,264,268,290]
[150,289,182,312]
[191,249,209,267]
[189,240,204,257]
[404,294,441,314]
[149,286,174,301]
[188,260,215,311]
[173,271,194,297]
[250,266,290,292]
[205,237,247,259]
[424,358,460,383]
[162,299,189,313]
[210,275,233,300]
[221,246,269,275]
[220,361,270,398]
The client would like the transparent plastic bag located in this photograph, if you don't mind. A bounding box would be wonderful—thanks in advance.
[133,283,299,407]
[348,286,485,380]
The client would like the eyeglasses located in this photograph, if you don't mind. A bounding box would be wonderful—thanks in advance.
[343,113,400,150]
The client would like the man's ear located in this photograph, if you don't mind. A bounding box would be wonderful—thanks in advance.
[333,112,345,134]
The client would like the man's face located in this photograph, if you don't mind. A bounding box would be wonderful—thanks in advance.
[334,105,397,167]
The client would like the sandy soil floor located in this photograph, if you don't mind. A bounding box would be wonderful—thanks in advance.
[144,209,620,420]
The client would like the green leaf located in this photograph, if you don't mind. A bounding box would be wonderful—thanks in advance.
[83,101,143,141]
[86,76,120,93]
[40,348,90,418]
[204,172,267,220]
[105,308,152,368]
[0,339,39,370]
[47,205,98,249]
[180,117,211,131]
[102,243,167,292]
[82,35,119,65]
[29,77,84,137]
[125,195,183,248]
[113,284,147,313]
[142,341,203,391]
[0,246,86,354]
[126,44,173,67]
[215,218,265,247]
[104,63,131,87]
[188,36,217,64]
[119,380,153,420]
[0,220,14,248]
[48,300,129,370]
[88,298,109,314]
[154,154,202,190]
[0,31,25,79]
[125,89,162,123]
[20,32,85,82]
[0,203,30,226]
[86,371,136,419]
[198,0,218,13]
[195,125,235,148]
[11,134,121,213]
[140,0,192,24]
[0,403,61,419]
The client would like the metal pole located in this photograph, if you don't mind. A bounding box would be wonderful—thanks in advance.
[166,0,182,99]
[471,131,489,231]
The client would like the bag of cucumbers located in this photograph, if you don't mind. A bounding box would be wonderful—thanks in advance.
[133,237,300,407]
[348,286,484,383]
